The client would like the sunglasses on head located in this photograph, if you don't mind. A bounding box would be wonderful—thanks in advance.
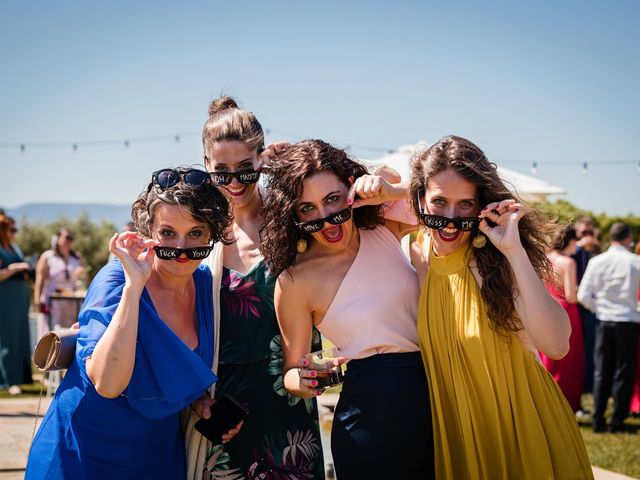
[295,206,353,234]
[416,191,480,231]
[152,168,211,190]
[210,169,261,187]
[153,244,214,261]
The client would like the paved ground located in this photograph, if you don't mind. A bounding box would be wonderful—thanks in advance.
[1,395,635,480]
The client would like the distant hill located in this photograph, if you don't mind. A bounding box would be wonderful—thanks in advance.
[6,203,131,227]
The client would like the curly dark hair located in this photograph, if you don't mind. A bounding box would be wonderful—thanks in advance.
[409,135,554,335]
[260,140,384,275]
[132,167,233,245]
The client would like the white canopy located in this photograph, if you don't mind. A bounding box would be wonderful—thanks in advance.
[363,142,566,203]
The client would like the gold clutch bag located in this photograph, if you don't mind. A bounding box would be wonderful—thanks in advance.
[33,329,78,372]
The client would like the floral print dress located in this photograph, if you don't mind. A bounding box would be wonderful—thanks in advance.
[204,260,324,480]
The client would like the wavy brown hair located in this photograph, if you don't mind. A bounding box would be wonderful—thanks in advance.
[261,140,384,275]
[132,167,233,245]
[409,135,554,335]
[202,96,265,160]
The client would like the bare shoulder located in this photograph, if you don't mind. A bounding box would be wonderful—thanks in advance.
[410,232,429,285]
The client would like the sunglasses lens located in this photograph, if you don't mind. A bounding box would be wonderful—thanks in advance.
[455,219,478,231]
[184,170,209,186]
[154,170,178,189]
[237,171,260,184]
[301,221,323,233]
[154,246,178,260]
[211,173,233,186]
[327,207,352,225]
[422,216,446,229]
[185,246,213,260]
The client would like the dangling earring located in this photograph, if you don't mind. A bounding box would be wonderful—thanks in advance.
[296,238,308,253]
[472,234,486,249]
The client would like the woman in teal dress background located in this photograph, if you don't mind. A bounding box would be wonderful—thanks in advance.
[0,215,32,394]
[184,96,324,480]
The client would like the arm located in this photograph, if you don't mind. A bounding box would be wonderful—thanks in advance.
[347,175,418,240]
[562,258,578,304]
[0,260,30,283]
[33,252,50,305]
[274,274,320,399]
[86,232,156,398]
[577,263,597,313]
[479,200,570,359]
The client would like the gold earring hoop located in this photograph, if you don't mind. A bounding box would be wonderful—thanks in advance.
[296,238,308,253]
[472,234,486,249]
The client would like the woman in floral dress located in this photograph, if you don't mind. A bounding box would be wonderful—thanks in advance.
[185,96,324,480]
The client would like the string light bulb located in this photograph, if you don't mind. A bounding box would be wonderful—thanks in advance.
[174,135,180,143]
[72,143,78,152]
[581,162,588,175]
[531,161,538,175]
[124,140,130,148]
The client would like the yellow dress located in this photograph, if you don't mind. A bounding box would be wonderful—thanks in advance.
[418,245,592,480]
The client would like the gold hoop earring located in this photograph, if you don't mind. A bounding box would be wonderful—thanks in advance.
[472,234,486,249]
[296,238,308,253]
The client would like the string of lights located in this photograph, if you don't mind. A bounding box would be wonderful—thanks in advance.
[2,130,639,174]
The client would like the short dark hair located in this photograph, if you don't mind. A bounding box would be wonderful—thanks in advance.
[132,167,233,245]
[609,222,631,242]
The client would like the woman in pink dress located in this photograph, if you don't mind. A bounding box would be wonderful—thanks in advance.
[540,223,585,412]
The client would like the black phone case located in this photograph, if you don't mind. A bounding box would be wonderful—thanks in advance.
[194,394,248,443]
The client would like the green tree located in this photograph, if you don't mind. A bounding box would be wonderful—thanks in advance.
[15,214,116,282]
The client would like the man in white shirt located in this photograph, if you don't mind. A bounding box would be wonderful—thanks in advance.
[578,222,640,433]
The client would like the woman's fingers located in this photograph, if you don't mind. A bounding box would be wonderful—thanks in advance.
[221,420,244,444]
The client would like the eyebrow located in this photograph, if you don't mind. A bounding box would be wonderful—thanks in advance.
[298,190,342,206]
[215,157,254,167]
[432,195,476,202]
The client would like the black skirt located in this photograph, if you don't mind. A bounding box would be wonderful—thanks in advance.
[331,351,434,479]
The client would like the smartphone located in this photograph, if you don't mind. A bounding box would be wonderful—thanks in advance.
[194,394,248,444]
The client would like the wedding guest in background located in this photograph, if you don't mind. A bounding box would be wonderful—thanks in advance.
[540,223,585,412]
[0,215,32,395]
[34,228,85,335]
[579,222,640,433]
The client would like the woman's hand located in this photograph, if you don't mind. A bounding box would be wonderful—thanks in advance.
[221,420,243,444]
[190,393,243,444]
[478,199,527,256]
[191,393,214,419]
[108,232,157,289]
[8,262,30,272]
[347,174,395,209]
[295,355,346,397]
[257,141,290,169]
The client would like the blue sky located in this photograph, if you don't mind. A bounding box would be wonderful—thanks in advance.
[1,0,639,215]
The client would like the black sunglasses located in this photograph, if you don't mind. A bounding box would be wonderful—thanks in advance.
[295,206,353,234]
[153,245,214,261]
[416,191,480,231]
[210,169,261,187]
[152,168,211,190]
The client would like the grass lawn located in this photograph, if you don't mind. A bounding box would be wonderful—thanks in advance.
[578,394,640,479]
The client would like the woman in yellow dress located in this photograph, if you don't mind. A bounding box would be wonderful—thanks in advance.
[409,135,592,479]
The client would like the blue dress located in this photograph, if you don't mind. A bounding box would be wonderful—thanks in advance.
[26,261,217,480]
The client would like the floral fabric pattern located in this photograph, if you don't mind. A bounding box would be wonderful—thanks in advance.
[205,262,324,480]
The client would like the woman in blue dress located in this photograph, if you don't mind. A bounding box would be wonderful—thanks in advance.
[26,167,237,480]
